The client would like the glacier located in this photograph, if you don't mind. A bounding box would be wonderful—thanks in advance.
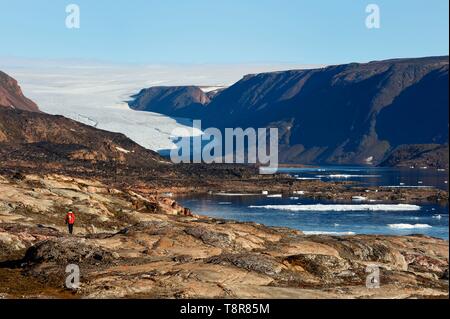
[0,58,310,153]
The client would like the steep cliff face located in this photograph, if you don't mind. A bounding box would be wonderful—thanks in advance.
[129,56,449,166]
[0,71,40,112]
[203,56,449,165]
[129,86,210,118]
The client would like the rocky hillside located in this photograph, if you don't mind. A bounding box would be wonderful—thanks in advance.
[129,56,449,166]
[0,108,165,167]
[0,71,40,112]
[379,144,449,169]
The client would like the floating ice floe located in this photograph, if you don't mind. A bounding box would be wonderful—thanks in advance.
[303,231,356,236]
[215,193,260,196]
[352,196,368,201]
[432,215,442,220]
[388,224,432,229]
[316,174,381,179]
[381,185,433,189]
[248,204,421,212]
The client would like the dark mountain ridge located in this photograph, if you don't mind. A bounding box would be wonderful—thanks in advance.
[129,56,449,166]
[129,86,210,118]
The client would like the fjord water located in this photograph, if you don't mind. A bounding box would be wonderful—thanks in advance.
[177,167,449,239]
[275,166,449,190]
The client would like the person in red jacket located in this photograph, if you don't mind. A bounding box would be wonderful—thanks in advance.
[65,210,76,235]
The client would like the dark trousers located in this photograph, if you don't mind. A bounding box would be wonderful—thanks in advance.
[68,223,74,234]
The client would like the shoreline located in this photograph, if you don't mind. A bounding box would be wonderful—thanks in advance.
[174,193,449,241]
[0,171,448,299]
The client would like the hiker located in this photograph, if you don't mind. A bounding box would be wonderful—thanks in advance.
[65,210,76,235]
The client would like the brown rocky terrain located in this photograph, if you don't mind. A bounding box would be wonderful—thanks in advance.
[0,71,40,112]
[0,108,163,167]
[0,173,448,299]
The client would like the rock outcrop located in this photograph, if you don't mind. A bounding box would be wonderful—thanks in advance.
[0,71,40,112]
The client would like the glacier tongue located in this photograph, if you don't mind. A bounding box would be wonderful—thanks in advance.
[1,58,309,153]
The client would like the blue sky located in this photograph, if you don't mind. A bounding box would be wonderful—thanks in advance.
[0,0,448,65]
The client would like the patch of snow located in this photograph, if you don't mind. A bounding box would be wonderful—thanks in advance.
[115,146,131,154]
[199,86,227,93]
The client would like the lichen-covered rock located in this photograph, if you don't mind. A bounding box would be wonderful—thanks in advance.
[207,253,285,276]
[23,237,115,265]
[184,227,233,248]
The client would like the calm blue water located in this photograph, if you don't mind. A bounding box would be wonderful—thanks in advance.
[274,166,449,190]
[177,167,449,240]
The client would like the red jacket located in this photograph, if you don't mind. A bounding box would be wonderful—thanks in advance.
[66,212,76,225]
